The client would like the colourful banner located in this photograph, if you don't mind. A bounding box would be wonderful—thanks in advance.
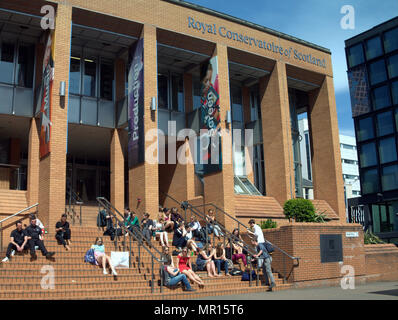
[128,39,145,168]
[39,32,54,159]
[199,56,222,174]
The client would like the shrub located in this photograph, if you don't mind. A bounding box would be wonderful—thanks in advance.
[364,230,385,244]
[260,219,277,229]
[283,198,325,223]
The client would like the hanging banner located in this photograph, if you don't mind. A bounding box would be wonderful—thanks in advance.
[128,39,145,168]
[199,56,222,174]
[39,32,54,158]
[348,65,371,118]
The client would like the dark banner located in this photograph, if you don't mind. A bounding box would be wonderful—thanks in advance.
[128,38,145,168]
[39,32,54,159]
[199,56,222,174]
[348,65,371,118]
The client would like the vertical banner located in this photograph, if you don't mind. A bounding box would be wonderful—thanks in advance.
[39,32,54,158]
[128,39,145,168]
[348,65,371,117]
[199,56,222,174]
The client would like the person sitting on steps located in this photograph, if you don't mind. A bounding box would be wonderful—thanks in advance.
[55,214,71,251]
[214,243,231,276]
[177,247,205,288]
[91,237,117,276]
[196,243,219,278]
[1,220,28,263]
[163,253,196,292]
[25,217,55,261]
[141,212,154,247]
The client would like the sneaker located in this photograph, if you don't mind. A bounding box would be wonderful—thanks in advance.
[30,253,37,261]
[46,252,55,258]
[184,288,196,292]
[103,269,108,275]
[1,257,9,263]
[11,250,15,256]
[267,283,276,291]
[112,269,118,276]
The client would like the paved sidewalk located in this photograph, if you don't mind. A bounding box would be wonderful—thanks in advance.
[203,281,398,300]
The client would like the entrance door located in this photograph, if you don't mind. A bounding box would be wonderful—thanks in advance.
[76,168,97,203]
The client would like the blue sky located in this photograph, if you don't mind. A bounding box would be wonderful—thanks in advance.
[187,0,398,137]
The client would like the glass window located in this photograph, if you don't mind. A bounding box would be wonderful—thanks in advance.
[347,43,364,67]
[384,27,398,53]
[359,142,377,167]
[387,54,398,79]
[379,137,397,164]
[365,36,383,60]
[357,117,374,141]
[392,81,398,105]
[372,205,381,233]
[372,85,391,110]
[231,86,243,122]
[382,165,398,192]
[100,62,114,101]
[157,74,168,109]
[171,74,184,112]
[362,168,379,194]
[16,44,34,88]
[376,111,394,136]
[69,56,81,95]
[193,77,201,110]
[0,42,15,84]
[83,59,96,97]
[369,59,387,85]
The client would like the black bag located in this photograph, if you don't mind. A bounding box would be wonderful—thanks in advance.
[265,241,274,254]
[241,270,256,281]
[231,268,242,276]
[191,263,198,272]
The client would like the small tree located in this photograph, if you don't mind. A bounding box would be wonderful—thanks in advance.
[283,198,317,222]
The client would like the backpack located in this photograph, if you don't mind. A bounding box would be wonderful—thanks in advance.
[265,241,274,254]
[241,270,257,281]
[84,248,96,265]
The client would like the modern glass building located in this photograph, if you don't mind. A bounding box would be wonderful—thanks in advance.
[346,16,398,244]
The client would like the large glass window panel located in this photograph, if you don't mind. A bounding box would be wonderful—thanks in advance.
[16,44,34,88]
[376,111,394,136]
[357,117,374,141]
[158,108,169,135]
[231,86,243,123]
[83,59,96,97]
[360,142,377,167]
[171,74,184,112]
[158,74,168,109]
[379,137,397,164]
[98,100,114,128]
[362,168,379,194]
[68,95,80,123]
[384,27,398,53]
[372,205,381,233]
[382,165,398,192]
[369,59,387,85]
[80,97,97,125]
[100,62,114,101]
[0,42,15,84]
[347,44,364,67]
[14,87,33,116]
[193,78,201,110]
[387,54,398,79]
[0,84,13,114]
[392,81,398,105]
[69,56,81,95]
[372,85,391,110]
[365,36,383,60]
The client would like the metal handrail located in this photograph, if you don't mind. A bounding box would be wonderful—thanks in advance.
[0,203,39,250]
[66,188,84,226]
[96,197,166,293]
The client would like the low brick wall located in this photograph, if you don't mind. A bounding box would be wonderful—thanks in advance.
[363,244,398,282]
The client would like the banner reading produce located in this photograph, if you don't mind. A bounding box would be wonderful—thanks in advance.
[39,31,54,159]
[128,39,145,168]
[199,56,222,174]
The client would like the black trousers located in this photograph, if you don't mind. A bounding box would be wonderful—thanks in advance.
[55,229,71,246]
[142,227,152,245]
[28,238,48,256]
[6,241,24,258]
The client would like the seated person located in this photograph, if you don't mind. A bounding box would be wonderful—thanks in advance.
[163,252,195,292]
[196,243,219,278]
[91,237,117,276]
[55,214,71,251]
[189,216,202,240]
[172,223,188,251]
[25,217,55,260]
[1,220,28,262]
[214,243,231,276]
[205,209,223,240]
[161,208,174,232]
[177,248,204,288]
[141,213,154,247]
[170,207,183,225]
[155,218,169,248]
[125,211,140,234]
[230,228,248,268]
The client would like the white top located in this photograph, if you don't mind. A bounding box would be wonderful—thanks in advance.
[185,230,193,240]
[36,218,45,229]
[252,224,265,243]
[190,221,201,231]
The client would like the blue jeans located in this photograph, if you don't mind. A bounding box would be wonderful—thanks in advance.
[167,273,192,290]
[214,259,229,275]
[257,257,275,286]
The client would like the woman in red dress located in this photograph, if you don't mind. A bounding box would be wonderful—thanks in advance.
[177,248,204,288]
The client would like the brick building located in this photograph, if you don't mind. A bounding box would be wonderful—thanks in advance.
[0,0,345,229]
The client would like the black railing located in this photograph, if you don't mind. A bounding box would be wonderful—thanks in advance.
[65,188,83,226]
[96,197,166,293]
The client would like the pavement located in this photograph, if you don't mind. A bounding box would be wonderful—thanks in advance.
[202,281,398,300]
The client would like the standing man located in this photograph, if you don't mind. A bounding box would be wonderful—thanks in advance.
[25,217,55,260]
[251,235,276,291]
[1,220,28,262]
[247,219,265,244]
[55,214,71,251]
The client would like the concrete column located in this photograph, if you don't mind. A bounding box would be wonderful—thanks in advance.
[203,44,235,230]
[259,60,295,206]
[308,76,346,221]
[128,24,158,220]
[38,3,72,227]
[27,118,40,206]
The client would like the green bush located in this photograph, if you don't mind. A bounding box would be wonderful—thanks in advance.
[364,230,385,244]
[260,219,277,229]
[283,198,325,223]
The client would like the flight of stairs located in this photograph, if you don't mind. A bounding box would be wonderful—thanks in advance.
[0,225,292,300]
[0,190,29,215]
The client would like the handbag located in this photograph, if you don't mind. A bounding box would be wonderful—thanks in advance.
[265,241,274,254]
[84,248,96,265]
[110,251,130,269]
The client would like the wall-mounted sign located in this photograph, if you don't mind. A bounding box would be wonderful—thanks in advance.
[345,232,359,238]
[187,16,326,69]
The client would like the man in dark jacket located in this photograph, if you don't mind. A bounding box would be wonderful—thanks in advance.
[1,220,28,262]
[55,214,71,251]
[25,217,55,260]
